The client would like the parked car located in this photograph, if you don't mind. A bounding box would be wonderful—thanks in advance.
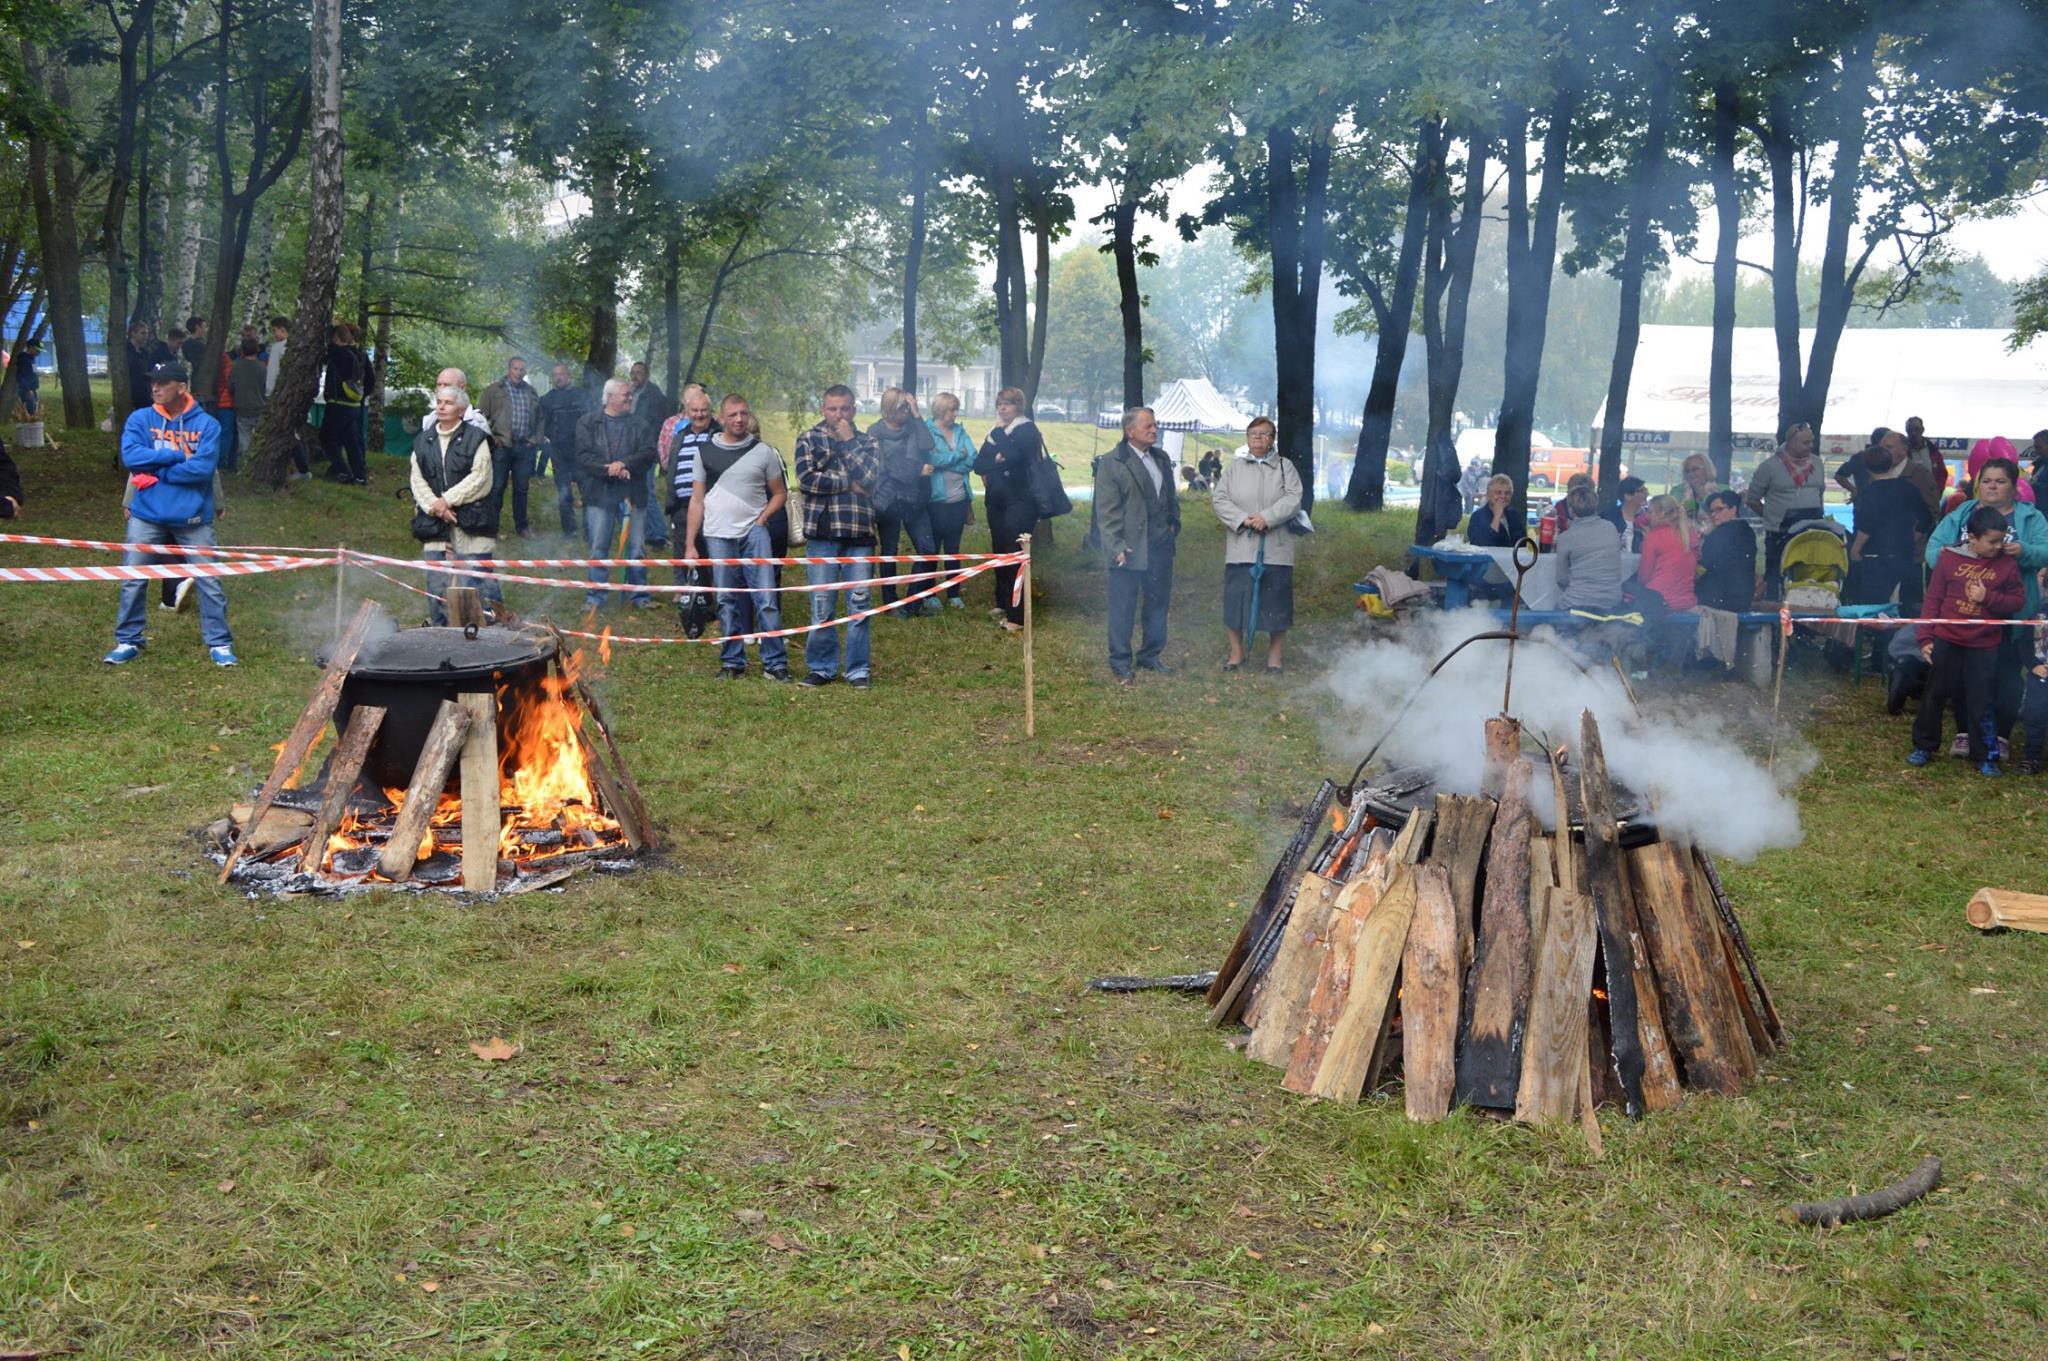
[1034,401,1068,422]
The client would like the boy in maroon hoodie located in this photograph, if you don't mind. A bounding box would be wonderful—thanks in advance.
[1910,504,2027,774]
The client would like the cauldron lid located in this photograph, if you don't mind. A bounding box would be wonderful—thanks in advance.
[336,625,556,681]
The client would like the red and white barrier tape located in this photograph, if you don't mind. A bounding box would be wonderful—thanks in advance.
[342,547,1024,597]
[0,531,339,559]
[0,556,331,584]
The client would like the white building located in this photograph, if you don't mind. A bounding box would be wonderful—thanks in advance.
[845,322,999,415]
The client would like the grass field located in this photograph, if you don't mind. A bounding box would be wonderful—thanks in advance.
[1,420,2043,1359]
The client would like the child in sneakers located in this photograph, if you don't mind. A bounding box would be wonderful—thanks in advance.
[1910,505,2026,774]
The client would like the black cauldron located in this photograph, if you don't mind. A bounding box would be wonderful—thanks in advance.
[329,626,558,790]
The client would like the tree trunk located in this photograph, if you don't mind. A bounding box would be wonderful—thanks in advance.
[1760,92,1802,433]
[987,44,1030,391]
[1417,129,1489,545]
[244,197,279,328]
[1494,86,1575,523]
[902,93,929,396]
[1798,33,1876,439]
[1026,202,1051,407]
[1112,187,1144,408]
[366,193,401,453]
[170,119,210,325]
[100,0,158,430]
[0,284,47,419]
[1597,69,1676,505]
[1709,79,1739,483]
[1347,118,1437,512]
[582,154,622,386]
[135,168,170,332]
[683,222,749,389]
[354,188,376,343]
[255,0,343,487]
[21,42,94,429]
[1268,124,1331,511]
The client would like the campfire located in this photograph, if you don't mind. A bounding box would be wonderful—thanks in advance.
[1206,709,1782,1137]
[208,597,653,894]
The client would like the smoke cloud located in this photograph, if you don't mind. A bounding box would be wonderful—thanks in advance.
[1320,607,1811,862]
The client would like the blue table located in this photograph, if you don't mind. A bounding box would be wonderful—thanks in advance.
[1407,545,1503,609]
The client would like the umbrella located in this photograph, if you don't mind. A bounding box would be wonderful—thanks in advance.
[1245,533,1266,642]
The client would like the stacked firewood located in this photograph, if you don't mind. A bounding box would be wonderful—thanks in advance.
[1207,710,1785,1133]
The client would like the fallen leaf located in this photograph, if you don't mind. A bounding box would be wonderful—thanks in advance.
[1914,1044,1934,1053]
[1233,1204,1255,1219]
[1157,808,1175,820]
[420,1279,440,1293]
[122,783,170,797]
[734,1209,767,1226]
[765,1231,802,1253]
[217,1178,237,1194]
[1367,1323,1386,1337]
[721,962,745,974]
[15,940,34,950]
[898,1346,912,1361]
[468,1037,520,1062]
[912,805,926,814]
[1970,987,2000,995]
[1025,1244,1048,1260]
[1245,1248,1264,1260]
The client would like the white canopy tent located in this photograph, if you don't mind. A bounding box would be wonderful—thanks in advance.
[1589,324,2048,473]
[1094,376,1251,462]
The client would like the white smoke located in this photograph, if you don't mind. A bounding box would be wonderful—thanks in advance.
[1321,607,1810,862]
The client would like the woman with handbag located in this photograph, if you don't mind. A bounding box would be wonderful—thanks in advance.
[409,384,503,624]
[974,386,1044,634]
[925,391,978,611]
[867,386,939,616]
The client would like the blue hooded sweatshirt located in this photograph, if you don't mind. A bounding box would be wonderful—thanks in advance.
[121,394,222,526]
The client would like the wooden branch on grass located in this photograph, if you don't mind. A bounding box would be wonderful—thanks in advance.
[1787,1157,1941,1227]
[1967,888,2048,934]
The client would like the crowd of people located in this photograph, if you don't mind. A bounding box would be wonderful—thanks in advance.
[1449,418,2048,777]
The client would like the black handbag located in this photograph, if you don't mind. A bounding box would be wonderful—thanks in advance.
[1030,454,1073,519]
[676,565,716,639]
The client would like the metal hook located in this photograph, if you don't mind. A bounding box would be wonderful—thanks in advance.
[463,622,480,642]
[1503,536,1538,713]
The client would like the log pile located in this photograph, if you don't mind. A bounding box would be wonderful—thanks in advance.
[1208,709,1785,1129]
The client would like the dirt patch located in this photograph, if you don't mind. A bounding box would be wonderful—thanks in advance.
[716,1314,839,1360]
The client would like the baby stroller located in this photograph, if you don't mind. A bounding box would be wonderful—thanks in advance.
[1779,519,1850,612]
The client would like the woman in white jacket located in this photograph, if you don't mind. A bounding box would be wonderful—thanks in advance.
[1212,416,1303,673]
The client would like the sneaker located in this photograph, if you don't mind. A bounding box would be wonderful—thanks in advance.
[173,577,194,612]
[1000,619,1023,634]
[209,646,240,667]
[1950,734,1971,759]
[799,673,834,688]
[987,607,1007,620]
[764,668,791,683]
[632,598,659,610]
[719,666,745,681]
[1979,760,2004,778]
[1906,748,1934,767]
[947,598,964,611]
[2019,759,2042,776]
[1137,660,1174,675]
[103,643,142,665]
[848,676,871,690]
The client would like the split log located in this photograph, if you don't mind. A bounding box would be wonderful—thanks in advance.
[1310,866,1418,1103]
[1430,794,1495,969]
[298,704,386,874]
[1206,782,1336,1010]
[1529,838,1556,951]
[1628,841,1755,1096]
[1697,851,1786,1044]
[376,700,473,882]
[457,691,502,892]
[1244,872,1342,1066]
[1966,888,2048,934]
[1282,871,1384,1094]
[1402,864,1460,1122]
[219,599,385,882]
[1482,716,1522,799]
[1514,884,1598,1124]
[1354,807,1436,1096]
[1578,710,1682,1116]
[1787,1156,1941,1227]
[445,584,486,629]
[229,804,314,858]
[1457,756,1534,1110]
[1687,853,1773,1056]
[576,683,656,852]
[586,753,644,855]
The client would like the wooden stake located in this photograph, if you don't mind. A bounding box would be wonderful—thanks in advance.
[1243,871,1342,1066]
[586,750,645,853]
[1431,793,1495,970]
[575,683,655,852]
[457,690,501,892]
[220,599,386,883]
[1402,864,1459,1122]
[1310,867,1418,1103]
[1020,533,1035,738]
[1457,756,1535,1110]
[1515,884,1599,1124]
[334,543,346,638]
[1628,841,1755,1095]
[446,584,485,630]
[298,704,386,874]
[1966,887,2048,933]
[377,700,473,882]
[1768,621,1790,774]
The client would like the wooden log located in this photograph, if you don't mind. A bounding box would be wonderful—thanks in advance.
[586,749,645,854]
[1282,871,1384,1093]
[1579,711,1682,1117]
[1456,756,1534,1110]
[1482,716,1522,799]
[1402,864,1459,1122]
[1628,841,1755,1095]
[298,704,386,874]
[575,683,657,852]
[220,599,386,883]
[1548,755,1577,899]
[1515,884,1598,1124]
[376,700,473,882]
[229,804,315,858]
[1430,794,1495,970]
[1206,782,1336,1007]
[1529,838,1556,952]
[1359,820,1432,1098]
[1787,1157,1941,1227]
[1966,888,2048,934]
[446,584,486,629]
[1244,871,1343,1066]
[1697,851,1786,1044]
[457,691,502,893]
[1688,853,1773,1056]
[1309,867,1418,1103]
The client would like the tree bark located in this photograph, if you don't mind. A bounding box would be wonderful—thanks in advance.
[21,41,94,429]
[902,91,929,396]
[1494,87,1575,523]
[170,115,210,325]
[101,0,159,430]
[683,221,750,389]
[1597,69,1676,506]
[1760,89,1802,432]
[1112,184,1144,409]
[1416,129,1488,545]
[1268,124,1331,511]
[1347,118,1437,512]
[1026,201,1051,407]
[1709,79,1740,483]
[1798,32,1876,439]
[366,192,400,453]
[987,42,1030,390]
[255,0,343,487]
[244,197,279,328]
[582,152,622,386]
[661,225,682,402]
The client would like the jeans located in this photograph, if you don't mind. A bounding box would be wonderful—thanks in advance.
[583,496,649,610]
[499,439,538,533]
[550,444,579,536]
[425,548,502,624]
[209,406,238,472]
[115,516,232,648]
[235,410,262,470]
[875,503,936,608]
[644,467,669,545]
[989,496,1035,625]
[709,523,788,672]
[321,403,366,480]
[2022,662,2048,763]
[1106,536,1175,675]
[929,498,970,601]
[1914,639,2000,762]
[803,539,873,681]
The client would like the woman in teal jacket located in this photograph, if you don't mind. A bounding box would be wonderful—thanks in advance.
[1925,455,2048,743]
[924,392,978,610]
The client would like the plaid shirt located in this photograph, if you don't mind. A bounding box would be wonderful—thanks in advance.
[794,422,882,544]
[504,380,538,440]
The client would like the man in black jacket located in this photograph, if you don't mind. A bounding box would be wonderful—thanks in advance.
[125,323,172,410]
[0,438,22,519]
[538,362,591,537]
[574,377,658,611]
[628,362,671,546]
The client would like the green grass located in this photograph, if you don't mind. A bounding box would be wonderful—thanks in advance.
[1,423,2043,1358]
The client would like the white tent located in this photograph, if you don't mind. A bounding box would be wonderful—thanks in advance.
[1589,325,2048,464]
[1091,376,1250,463]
